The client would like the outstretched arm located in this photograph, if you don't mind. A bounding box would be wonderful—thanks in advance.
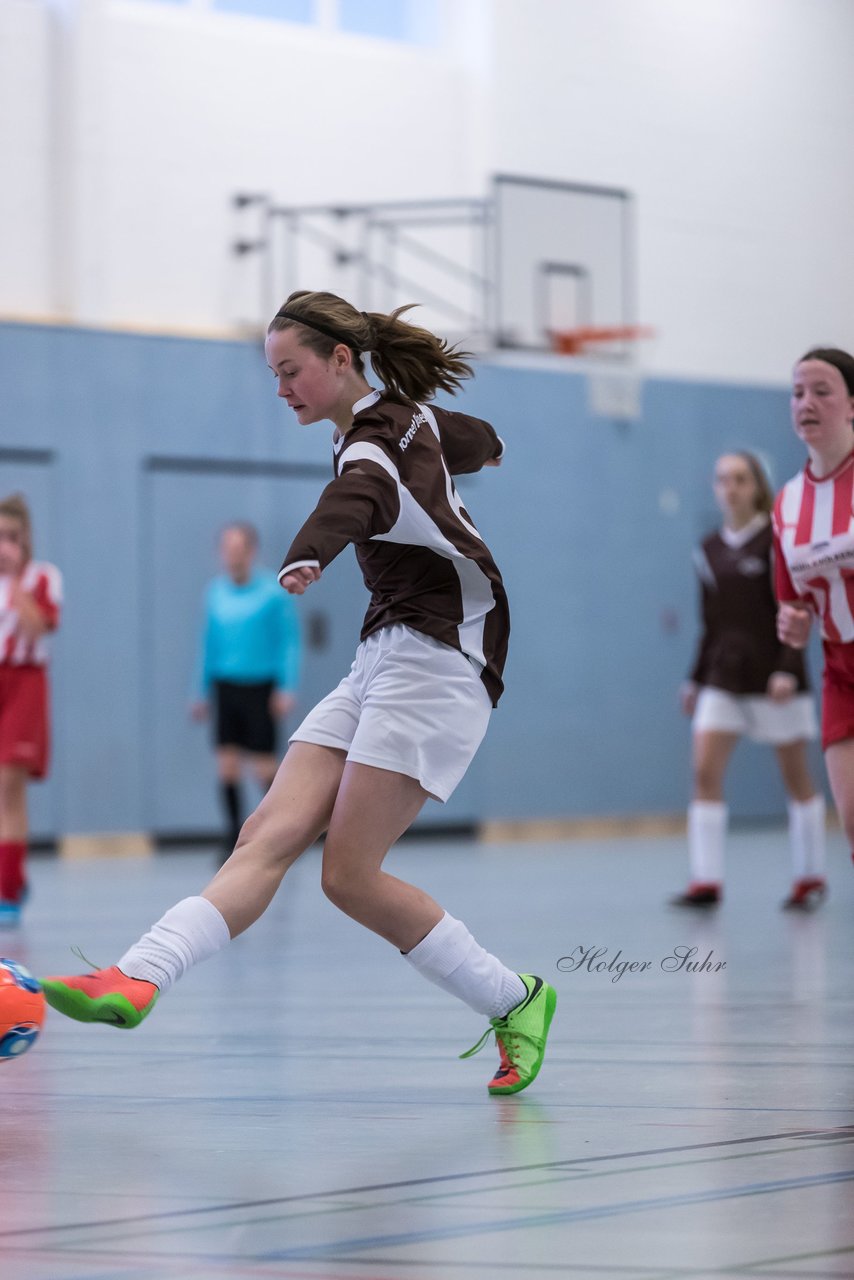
[278,462,400,595]
[434,407,505,475]
[280,565,321,595]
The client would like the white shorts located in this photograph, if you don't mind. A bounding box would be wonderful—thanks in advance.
[692,687,818,745]
[289,624,492,802]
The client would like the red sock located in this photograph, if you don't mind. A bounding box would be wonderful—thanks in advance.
[0,841,27,903]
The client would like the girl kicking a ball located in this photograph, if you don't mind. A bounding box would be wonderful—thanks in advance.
[42,291,556,1096]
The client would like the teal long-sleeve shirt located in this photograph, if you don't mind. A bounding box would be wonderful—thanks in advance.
[195,572,301,698]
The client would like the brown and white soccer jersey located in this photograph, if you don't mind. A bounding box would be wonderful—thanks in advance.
[774,449,854,746]
[689,516,816,745]
[279,390,509,707]
[690,516,807,695]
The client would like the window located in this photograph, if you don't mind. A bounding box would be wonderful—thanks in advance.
[211,0,313,20]
[337,0,439,45]
[120,0,441,44]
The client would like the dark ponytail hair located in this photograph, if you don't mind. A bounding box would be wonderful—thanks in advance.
[268,290,473,403]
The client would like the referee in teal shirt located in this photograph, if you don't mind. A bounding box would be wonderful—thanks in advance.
[192,523,301,857]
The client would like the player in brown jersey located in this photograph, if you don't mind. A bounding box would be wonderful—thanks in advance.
[41,291,556,1097]
[672,452,826,910]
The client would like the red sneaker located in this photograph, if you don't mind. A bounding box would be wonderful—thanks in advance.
[782,878,827,911]
[669,882,721,907]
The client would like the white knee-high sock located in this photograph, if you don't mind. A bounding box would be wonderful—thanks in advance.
[403,912,526,1019]
[688,801,727,884]
[118,896,231,993]
[788,795,826,879]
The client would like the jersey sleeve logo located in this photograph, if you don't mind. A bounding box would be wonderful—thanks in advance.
[399,412,428,451]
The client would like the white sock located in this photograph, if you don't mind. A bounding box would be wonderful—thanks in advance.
[403,912,526,1018]
[118,896,231,994]
[688,801,727,884]
[788,795,826,879]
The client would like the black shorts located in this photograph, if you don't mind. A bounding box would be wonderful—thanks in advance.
[213,680,277,754]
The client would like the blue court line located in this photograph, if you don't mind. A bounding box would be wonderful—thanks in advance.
[16,1238,854,1280]
[41,1137,854,1262]
[0,1127,840,1242]
[257,1169,854,1262]
[306,1258,854,1279]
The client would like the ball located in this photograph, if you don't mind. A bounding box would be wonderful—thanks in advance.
[0,959,46,1062]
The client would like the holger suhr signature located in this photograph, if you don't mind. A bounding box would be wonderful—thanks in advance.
[557,945,726,983]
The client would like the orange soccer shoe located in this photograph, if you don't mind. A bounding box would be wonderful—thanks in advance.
[41,965,158,1028]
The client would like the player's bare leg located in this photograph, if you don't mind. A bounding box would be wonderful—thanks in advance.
[0,765,28,842]
[41,743,345,1023]
[775,739,816,803]
[691,729,740,802]
[206,742,346,935]
[215,744,243,858]
[250,752,279,791]
[0,765,29,922]
[318,762,438,949]
[319,761,555,1095]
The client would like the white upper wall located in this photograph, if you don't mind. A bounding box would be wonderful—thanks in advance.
[0,0,53,314]
[1,0,852,382]
[0,0,490,333]
[489,0,854,382]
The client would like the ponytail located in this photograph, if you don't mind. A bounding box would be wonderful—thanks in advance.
[268,291,473,403]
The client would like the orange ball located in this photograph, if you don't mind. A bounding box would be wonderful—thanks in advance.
[0,959,46,1062]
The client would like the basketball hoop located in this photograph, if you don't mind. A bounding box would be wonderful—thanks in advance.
[548,324,655,356]
[547,324,654,422]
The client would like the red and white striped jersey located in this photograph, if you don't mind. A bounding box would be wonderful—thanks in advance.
[773,450,854,642]
[0,561,63,666]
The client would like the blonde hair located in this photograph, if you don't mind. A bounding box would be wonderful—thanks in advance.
[0,493,32,561]
[268,290,473,403]
[736,452,774,515]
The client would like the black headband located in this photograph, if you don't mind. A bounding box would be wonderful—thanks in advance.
[275,309,357,349]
